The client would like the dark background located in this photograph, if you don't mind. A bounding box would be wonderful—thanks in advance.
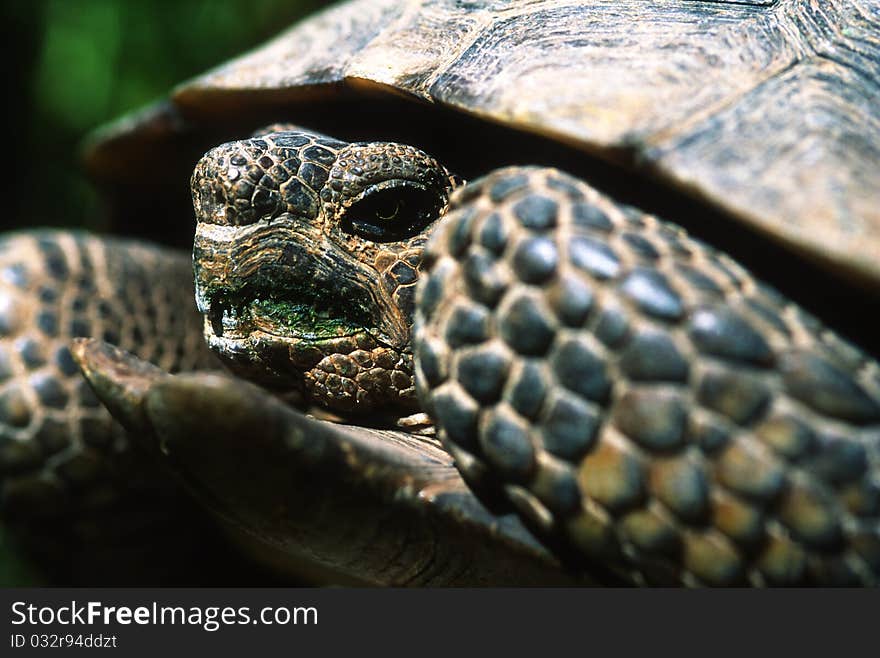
[3,0,330,236]
[1,0,333,586]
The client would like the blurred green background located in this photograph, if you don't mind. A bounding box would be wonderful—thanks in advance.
[3,0,331,235]
[2,0,333,586]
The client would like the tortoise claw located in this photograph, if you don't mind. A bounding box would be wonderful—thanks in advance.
[73,339,586,585]
[70,338,168,442]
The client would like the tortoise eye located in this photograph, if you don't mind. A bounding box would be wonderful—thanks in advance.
[341,186,443,242]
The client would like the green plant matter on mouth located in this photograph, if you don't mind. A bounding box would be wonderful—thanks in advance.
[250,297,367,340]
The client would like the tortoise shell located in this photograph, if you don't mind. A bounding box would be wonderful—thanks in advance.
[87,0,880,287]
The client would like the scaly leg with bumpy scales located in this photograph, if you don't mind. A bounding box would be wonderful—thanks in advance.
[415,166,880,587]
[0,230,217,582]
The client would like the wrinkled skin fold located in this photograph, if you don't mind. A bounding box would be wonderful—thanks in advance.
[72,338,587,586]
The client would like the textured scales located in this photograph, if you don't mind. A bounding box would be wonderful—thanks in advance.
[415,167,880,586]
[0,231,213,569]
[117,0,880,287]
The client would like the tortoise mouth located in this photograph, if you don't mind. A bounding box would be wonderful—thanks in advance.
[203,283,384,345]
[200,283,397,390]
[193,218,412,389]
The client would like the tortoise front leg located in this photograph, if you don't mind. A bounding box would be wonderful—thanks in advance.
[415,166,880,587]
[72,338,592,586]
[0,231,219,583]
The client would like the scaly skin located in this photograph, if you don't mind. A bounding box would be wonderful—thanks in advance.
[416,167,880,586]
[0,231,217,581]
[192,130,880,586]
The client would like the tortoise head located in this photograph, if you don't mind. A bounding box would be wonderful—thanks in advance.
[191,128,457,414]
